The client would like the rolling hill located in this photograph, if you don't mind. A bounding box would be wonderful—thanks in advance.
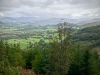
[81,21,100,27]
[72,25,100,49]
[72,25,100,41]
[77,18,100,25]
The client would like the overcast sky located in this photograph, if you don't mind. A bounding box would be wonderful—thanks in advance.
[0,0,100,19]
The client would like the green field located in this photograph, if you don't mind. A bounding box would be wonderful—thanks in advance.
[0,23,57,48]
[6,37,50,48]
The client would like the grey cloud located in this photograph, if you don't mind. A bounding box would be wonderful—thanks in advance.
[0,7,12,11]
[1,0,100,11]
[0,0,21,11]
[0,0,100,18]
[68,0,100,8]
[20,0,56,7]
[0,0,55,12]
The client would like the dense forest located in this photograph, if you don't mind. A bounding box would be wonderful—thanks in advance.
[72,25,100,51]
[0,23,100,75]
[72,25,100,41]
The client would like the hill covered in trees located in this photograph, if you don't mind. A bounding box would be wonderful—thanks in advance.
[81,21,100,28]
[72,25,100,41]
[72,25,100,53]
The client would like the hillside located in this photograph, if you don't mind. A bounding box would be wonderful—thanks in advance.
[72,25,100,41]
[77,18,100,25]
[0,21,4,24]
[72,25,100,48]
[82,21,100,27]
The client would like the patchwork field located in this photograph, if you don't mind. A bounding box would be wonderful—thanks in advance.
[0,22,58,48]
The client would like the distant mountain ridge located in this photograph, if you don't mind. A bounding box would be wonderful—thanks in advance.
[82,21,100,27]
[35,18,84,25]
[0,17,82,24]
[0,21,4,24]
[0,17,100,26]
[77,18,100,25]
[0,17,37,22]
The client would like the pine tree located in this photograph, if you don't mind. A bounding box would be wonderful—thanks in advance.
[0,40,21,75]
